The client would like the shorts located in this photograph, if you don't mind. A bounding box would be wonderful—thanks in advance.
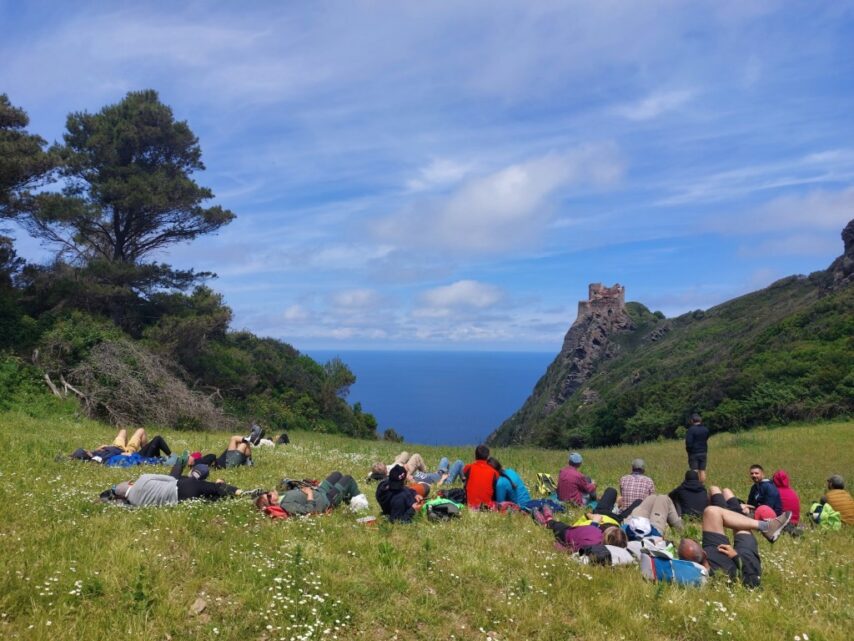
[702,531,737,580]
[733,532,761,588]
[223,450,247,468]
[710,493,742,513]
[113,430,143,454]
[688,453,707,471]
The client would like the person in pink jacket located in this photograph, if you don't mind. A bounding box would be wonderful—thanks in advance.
[772,469,801,525]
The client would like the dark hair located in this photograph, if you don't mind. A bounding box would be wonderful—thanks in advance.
[690,413,702,424]
[488,457,516,490]
[475,444,490,461]
[749,464,764,471]
[684,470,699,482]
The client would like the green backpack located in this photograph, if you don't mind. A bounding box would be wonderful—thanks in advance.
[809,502,842,531]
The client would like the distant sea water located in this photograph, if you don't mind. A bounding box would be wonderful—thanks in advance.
[307,350,555,446]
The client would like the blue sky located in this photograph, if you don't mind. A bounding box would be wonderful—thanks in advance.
[2,1,853,351]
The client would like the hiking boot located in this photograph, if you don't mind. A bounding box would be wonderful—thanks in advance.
[531,508,548,526]
[248,423,264,446]
[762,510,792,543]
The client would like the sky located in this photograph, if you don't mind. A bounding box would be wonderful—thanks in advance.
[2,1,853,352]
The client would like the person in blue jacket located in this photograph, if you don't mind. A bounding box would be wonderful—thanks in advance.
[488,457,532,508]
[743,464,783,516]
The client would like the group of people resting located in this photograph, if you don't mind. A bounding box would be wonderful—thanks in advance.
[71,424,284,470]
[76,423,853,589]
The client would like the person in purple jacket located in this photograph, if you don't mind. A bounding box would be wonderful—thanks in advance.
[557,452,597,506]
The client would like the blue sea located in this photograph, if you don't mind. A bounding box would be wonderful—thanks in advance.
[307,350,554,446]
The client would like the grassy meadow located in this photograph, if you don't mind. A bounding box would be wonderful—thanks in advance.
[0,411,852,641]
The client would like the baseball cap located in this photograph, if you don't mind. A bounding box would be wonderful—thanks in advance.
[190,463,210,480]
[388,464,407,489]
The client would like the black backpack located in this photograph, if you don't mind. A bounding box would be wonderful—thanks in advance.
[439,488,467,504]
[425,501,461,521]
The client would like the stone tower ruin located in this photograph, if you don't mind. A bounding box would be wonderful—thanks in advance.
[577,282,625,319]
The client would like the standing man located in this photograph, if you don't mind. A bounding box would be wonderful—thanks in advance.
[557,452,597,506]
[685,413,709,483]
[619,458,656,509]
[743,464,782,516]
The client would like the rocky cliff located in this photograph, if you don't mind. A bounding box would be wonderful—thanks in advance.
[489,218,854,449]
[489,283,635,445]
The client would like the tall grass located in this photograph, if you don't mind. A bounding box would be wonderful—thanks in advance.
[0,412,852,640]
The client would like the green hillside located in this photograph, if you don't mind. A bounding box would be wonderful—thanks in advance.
[1,412,852,641]
[490,230,854,448]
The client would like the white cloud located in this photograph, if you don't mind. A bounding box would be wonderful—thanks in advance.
[330,289,383,309]
[613,89,696,121]
[406,158,475,192]
[752,188,854,232]
[414,280,504,318]
[283,304,311,322]
[748,234,840,257]
[375,144,624,254]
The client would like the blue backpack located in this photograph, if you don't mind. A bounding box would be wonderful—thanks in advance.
[640,550,708,586]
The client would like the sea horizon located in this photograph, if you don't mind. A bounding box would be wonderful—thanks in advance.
[307,349,555,446]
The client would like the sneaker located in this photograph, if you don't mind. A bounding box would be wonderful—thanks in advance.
[762,510,792,543]
[248,423,265,446]
[531,508,548,526]
[241,488,265,498]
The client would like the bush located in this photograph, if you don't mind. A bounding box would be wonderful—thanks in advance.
[69,339,233,429]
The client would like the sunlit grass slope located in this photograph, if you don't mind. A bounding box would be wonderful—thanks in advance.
[0,412,852,641]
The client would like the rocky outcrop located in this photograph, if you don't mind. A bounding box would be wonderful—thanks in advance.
[488,283,634,445]
[828,218,854,288]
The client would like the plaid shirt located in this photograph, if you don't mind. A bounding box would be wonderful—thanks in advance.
[619,473,656,509]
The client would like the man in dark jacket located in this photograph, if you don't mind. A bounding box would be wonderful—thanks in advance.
[685,413,709,483]
[376,464,422,523]
[744,464,783,516]
[668,470,709,517]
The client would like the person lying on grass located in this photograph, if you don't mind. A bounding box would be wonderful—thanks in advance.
[405,453,465,486]
[70,428,171,464]
[676,486,791,588]
[192,434,256,469]
[103,458,262,507]
[531,502,629,552]
[255,472,361,517]
[376,464,423,523]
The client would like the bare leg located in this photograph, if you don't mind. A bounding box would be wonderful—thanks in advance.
[225,435,244,451]
[709,485,722,496]
[698,470,707,483]
[113,428,128,448]
[702,506,760,534]
[236,442,251,458]
[721,488,736,502]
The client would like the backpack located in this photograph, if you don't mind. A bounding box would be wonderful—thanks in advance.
[439,488,467,504]
[422,498,463,521]
[639,550,708,586]
[536,473,558,498]
[809,502,842,530]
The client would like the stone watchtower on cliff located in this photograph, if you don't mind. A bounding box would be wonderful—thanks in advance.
[577,283,625,319]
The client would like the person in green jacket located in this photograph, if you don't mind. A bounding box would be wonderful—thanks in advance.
[256,471,360,515]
